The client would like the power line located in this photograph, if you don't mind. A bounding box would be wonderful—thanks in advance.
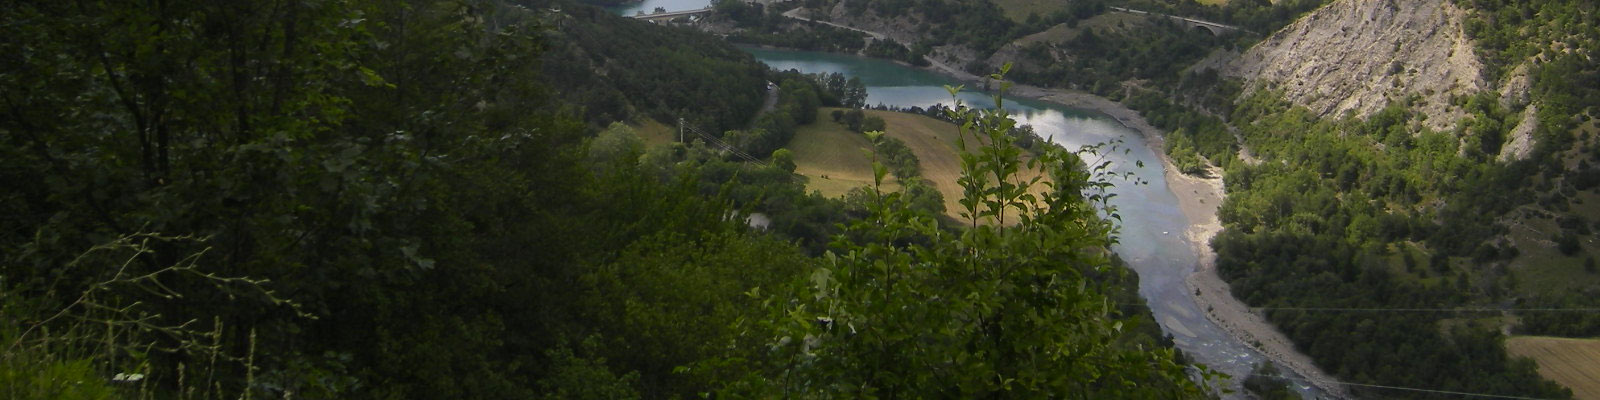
[680,121,767,164]
[1241,372,1556,400]
[1190,365,1558,400]
[1251,307,1600,313]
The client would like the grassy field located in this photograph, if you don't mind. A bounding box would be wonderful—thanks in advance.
[1503,189,1600,296]
[789,108,1050,222]
[1506,336,1600,399]
[788,111,902,198]
[873,110,969,218]
[631,118,677,147]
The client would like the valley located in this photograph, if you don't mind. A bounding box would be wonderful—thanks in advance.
[694,0,1599,398]
[2,0,1595,398]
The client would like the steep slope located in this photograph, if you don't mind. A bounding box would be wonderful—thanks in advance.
[1225,0,1486,131]
[536,0,770,133]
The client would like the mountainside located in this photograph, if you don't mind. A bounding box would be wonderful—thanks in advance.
[1207,0,1600,398]
[536,0,770,133]
[1226,0,1486,131]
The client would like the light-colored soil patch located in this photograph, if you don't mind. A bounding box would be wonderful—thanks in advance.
[1506,336,1600,400]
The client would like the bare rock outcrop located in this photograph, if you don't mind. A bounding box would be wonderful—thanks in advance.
[1499,64,1533,109]
[1225,0,1486,131]
[1498,104,1539,162]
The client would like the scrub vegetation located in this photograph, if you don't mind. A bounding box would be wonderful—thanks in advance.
[0,0,1203,398]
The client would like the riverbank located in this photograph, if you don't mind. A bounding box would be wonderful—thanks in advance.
[1036,89,1348,399]
[730,17,1344,395]
[926,62,1350,399]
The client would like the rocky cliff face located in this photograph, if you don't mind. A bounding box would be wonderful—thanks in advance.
[1225,0,1487,131]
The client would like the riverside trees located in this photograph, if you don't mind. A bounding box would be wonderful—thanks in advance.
[1,0,1202,397]
[711,79,1208,398]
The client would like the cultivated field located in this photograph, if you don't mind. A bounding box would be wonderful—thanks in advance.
[873,110,969,219]
[1506,336,1600,399]
[788,111,903,198]
[788,108,1051,222]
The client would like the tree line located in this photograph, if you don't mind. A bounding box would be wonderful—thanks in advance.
[0,0,1207,398]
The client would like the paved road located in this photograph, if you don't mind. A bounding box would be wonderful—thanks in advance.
[778,8,978,81]
[781,8,886,40]
[748,82,780,127]
[1108,6,1254,34]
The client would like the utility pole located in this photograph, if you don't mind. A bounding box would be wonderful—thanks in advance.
[678,118,685,143]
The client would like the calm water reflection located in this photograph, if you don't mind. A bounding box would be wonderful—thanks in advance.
[745,46,1304,397]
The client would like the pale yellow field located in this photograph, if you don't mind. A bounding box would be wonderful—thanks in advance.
[788,112,903,199]
[788,108,1051,222]
[871,110,970,219]
[1506,336,1600,399]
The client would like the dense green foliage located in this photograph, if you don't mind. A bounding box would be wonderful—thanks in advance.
[838,0,1020,55]
[1007,19,1223,96]
[2,0,600,396]
[726,76,824,157]
[1188,7,1600,397]
[710,86,1207,397]
[1126,86,1238,169]
[0,1,1202,397]
[1241,363,1298,400]
[1457,0,1600,162]
[716,0,872,54]
[541,1,770,132]
[811,72,871,108]
[863,38,933,66]
[1450,0,1600,340]
[1122,0,1331,36]
[1209,92,1573,398]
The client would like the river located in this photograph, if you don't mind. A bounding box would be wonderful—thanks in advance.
[744,47,1328,398]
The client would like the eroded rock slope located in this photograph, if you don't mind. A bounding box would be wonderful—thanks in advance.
[1226,0,1487,131]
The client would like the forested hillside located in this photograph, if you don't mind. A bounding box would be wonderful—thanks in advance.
[0,0,1206,398]
[1194,0,1599,398]
[537,0,771,133]
[696,0,1597,397]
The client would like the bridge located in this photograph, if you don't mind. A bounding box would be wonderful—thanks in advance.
[1108,6,1254,36]
[630,7,713,22]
